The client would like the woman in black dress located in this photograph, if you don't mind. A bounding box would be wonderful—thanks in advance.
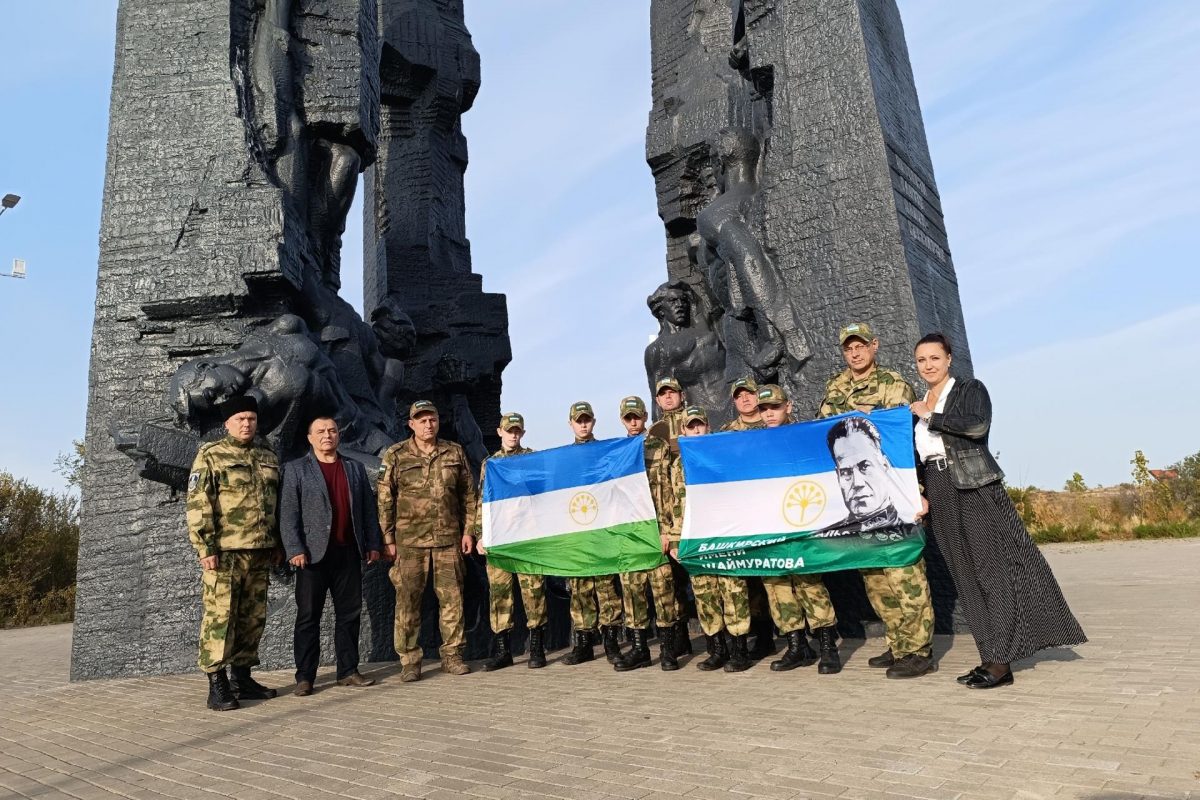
[910,333,1086,689]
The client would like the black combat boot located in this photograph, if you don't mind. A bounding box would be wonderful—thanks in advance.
[229,665,277,700]
[886,652,936,679]
[601,625,623,663]
[814,626,842,674]
[613,629,652,671]
[658,624,679,671]
[527,626,547,669]
[696,634,728,671]
[770,630,818,672]
[723,633,752,673]
[673,620,693,657]
[748,615,778,659]
[868,649,896,668]
[483,630,514,672]
[561,629,595,665]
[206,669,240,711]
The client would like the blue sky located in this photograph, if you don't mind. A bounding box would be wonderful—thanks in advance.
[1,1,1197,493]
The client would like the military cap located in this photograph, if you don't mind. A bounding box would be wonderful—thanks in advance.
[619,396,648,419]
[655,377,683,395]
[730,377,759,399]
[682,405,708,425]
[568,401,595,421]
[838,322,876,345]
[756,384,788,406]
[499,412,525,431]
[409,399,438,418]
[218,395,258,420]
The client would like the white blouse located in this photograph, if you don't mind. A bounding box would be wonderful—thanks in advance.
[914,377,955,461]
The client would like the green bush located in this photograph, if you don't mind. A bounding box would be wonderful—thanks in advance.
[0,472,79,628]
[1131,521,1200,540]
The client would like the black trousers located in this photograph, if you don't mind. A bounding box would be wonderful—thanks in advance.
[294,544,362,682]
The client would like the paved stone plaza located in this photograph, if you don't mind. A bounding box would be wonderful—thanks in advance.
[1,539,1197,800]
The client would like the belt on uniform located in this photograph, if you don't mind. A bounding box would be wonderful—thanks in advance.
[924,455,949,471]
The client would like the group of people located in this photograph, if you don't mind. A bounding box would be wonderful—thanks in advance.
[185,321,1086,711]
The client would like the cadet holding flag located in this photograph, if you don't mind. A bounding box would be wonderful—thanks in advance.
[648,377,686,442]
[561,402,625,665]
[719,377,766,432]
[186,395,282,711]
[475,412,548,671]
[613,396,679,672]
[378,400,478,682]
[820,322,935,679]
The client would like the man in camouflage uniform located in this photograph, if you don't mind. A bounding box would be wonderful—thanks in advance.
[647,377,686,443]
[758,384,842,674]
[665,406,753,671]
[819,322,936,679]
[377,399,478,682]
[719,377,765,432]
[561,401,625,665]
[613,396,679,671]
[474,412,547,671]
[186,395,281,711]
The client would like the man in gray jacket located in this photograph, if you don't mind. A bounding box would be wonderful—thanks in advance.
[280,415,383,695]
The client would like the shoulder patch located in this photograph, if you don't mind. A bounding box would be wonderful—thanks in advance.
[188,472,201,494]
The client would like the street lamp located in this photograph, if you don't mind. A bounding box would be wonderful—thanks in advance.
[0,194,19,218]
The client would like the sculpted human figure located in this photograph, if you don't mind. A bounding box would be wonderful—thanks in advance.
[696,127,812,400]
[644,278,727,420]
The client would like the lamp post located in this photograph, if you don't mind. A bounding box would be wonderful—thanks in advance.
[0,194,19,218]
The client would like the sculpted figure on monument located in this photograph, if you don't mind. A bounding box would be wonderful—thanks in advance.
[696,127,812,400]
[644,275,728,422]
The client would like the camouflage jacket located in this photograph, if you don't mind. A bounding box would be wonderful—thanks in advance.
[648,407,685,444]
[377,438,478,547]
[471,446,534,537]
[639,434,676,537]
[186,436,280,558]
[819,366,915,418]
[720,416,766,432]
[662,452,687,544]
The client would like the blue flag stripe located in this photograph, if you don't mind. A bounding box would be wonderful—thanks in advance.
[678,408,917,485]
[483,436,647,503]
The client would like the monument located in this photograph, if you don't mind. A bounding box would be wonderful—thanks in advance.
[644,0,971,631]
[73,0,514,679]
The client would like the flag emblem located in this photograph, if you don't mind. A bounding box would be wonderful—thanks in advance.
[782,481,825,527]
[569,492,599,526]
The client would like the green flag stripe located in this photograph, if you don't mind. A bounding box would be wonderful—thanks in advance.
[485,520,665,577]
[677,528,926,576]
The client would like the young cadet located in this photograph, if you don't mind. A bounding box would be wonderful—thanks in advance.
[613,396,680,671]
[561,401,625,665]
[475,412,547,671]
[719,377,766,432]
[757,384,843,674]
[819,322,935,679]
[647,377,686,443]
[667,406,752,672]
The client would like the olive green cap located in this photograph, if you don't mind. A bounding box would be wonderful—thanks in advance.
[619,396,648,419]
[756,384,787,406]
[730,377,759,399]
[568,401,595,422]
[682,405,708,425]
[499,412,525,432]
[838,321,875,345]
[654,377,683,395]
[409,399,438,418]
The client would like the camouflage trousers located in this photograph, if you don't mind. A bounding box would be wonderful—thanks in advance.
[389,545,464,667]
[762,573,837,633]
[197,549,272,673]
[485,561,547,633]
[690,574,751,637]
[619,562,677,629]
[861,558,934,658]
[567,575,623,631]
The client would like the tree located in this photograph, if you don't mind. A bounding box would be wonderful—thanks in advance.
[54,439,85,490]
[1166,450,1200,518]
[0,472,79,627]
[1064,472,1087,493]
[1131,450,1152,487]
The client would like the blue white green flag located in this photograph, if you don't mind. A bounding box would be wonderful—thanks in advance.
[481,437,665,577]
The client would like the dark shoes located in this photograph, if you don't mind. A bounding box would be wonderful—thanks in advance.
[867,649,896,668]
[814,626,842,675]
[229,665,277,700]
[483,630,514,672]
[613,629,652,671]
[601,625,623,664]
[723,633,752,673]
[561,629,595,665]
[527,626,547,669]
[770,630,818,672]
[957,666,987,684]
[964,669,1013,689]
[293,680,313,697]
[885,653,936,679]
[659,624,680,671]
[206,669,239,711]
[336,671,375,687]
[696,634,728,671]
[748,616,778,659]
[672,621,693,657]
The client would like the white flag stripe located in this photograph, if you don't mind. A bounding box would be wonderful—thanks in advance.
[681,467,920,541]
[483,471,656,547]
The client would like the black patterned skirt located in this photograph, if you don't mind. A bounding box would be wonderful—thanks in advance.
[925,465,1087,664]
